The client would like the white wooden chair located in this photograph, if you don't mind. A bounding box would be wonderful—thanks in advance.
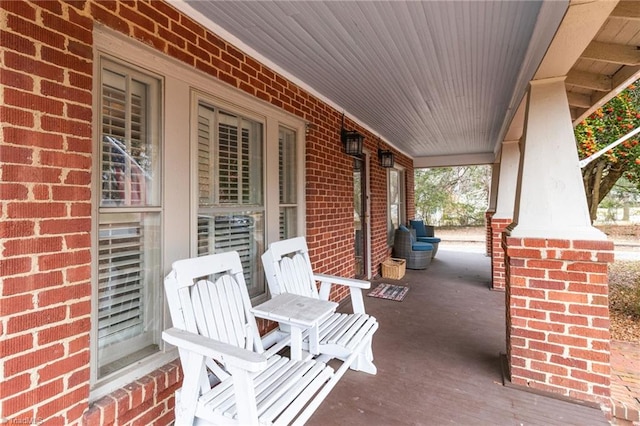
[261,237,378,376]
[162,251,337,425]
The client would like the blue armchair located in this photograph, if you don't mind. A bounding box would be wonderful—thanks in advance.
[409,220,441,258]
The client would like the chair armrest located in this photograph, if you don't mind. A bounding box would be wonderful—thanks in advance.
[314,274,369,314]
[313,273,370,289]
[162,328,267,372]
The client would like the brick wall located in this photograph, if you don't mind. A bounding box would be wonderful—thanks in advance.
[1,0,94,423]
[1,0,413,423]
[83,361,181,426]
[490,217,512,291]
[504,235,614,406]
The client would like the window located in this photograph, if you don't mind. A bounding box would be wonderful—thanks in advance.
[388,168,405,244]
[91,28,304,400]
[94,59,162,381]
[196,102,265,298]
[279,127,298,239]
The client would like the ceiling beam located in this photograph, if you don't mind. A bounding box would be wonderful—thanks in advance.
[589,65,640,107]
[612,64,640,87]
[565,69,612,91]
[573,65,640,125]
[567,91,593,108]
[581,41,640,66]
[570,106,588,121]
[609,0,640,21]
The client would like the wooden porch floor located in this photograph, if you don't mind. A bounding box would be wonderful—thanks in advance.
[308,248,609,426]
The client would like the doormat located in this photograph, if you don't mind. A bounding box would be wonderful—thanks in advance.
[367,283,409,302]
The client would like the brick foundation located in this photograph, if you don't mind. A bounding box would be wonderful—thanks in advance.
[490,217,512,291]
[82,361,182,426]
[505,235,614,406]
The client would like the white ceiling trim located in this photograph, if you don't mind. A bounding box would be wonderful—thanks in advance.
[414,153,495,168]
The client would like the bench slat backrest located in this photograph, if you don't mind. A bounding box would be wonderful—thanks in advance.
[262,237,318,299]
[165,251,263,354]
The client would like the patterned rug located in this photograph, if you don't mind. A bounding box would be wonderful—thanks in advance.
[367,283,409,302]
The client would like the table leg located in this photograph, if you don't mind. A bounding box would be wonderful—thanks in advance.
[309,325,319,355]
[290,326,302,361]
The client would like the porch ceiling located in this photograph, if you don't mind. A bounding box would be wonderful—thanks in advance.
[173,0,639,166]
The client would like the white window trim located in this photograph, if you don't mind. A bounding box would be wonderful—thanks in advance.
[91,27,306,399]
[277,124,301,240]
[388,166,406,245]
[91,50,169,400]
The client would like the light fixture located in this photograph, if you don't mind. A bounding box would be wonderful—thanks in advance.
[340,113,364,156]
[377,138,394,168]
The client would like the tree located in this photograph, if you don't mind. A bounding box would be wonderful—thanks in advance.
[575,80,640,222]
[598,176,640,222]
[414,166,490,226]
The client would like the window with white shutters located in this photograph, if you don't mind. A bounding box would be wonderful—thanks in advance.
[196,103,265,298]
[95,59,162,380]
[279,127,298,240]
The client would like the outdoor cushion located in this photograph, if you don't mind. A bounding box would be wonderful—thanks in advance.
[410,219,435,237]
[409,220,428,237]
[412,241,434,252]
[417,236,441,244]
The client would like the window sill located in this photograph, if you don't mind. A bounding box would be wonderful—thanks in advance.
[89,349,178,402]
[85,353,181,425]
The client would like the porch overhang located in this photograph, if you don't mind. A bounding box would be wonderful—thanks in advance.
[172,0,639,168]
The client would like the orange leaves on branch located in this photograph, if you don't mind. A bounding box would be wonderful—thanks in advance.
[575,78,640,191]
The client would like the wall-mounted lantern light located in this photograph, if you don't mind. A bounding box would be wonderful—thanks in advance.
[378,138,394,168]
[341,113,364,156]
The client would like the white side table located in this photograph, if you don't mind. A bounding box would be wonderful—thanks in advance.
[251,293,338,361]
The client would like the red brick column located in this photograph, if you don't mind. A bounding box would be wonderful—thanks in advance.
[505,235,614,406]
[490,217,512,291]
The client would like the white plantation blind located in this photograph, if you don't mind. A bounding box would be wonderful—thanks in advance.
[100,68,158,207]
[198,113,213,205]
[98,220,145,347]
[197,214,256,285]
[101,84,128,203]
[196,103,265,298]
[218,116,242,203]
[278,127,298,240]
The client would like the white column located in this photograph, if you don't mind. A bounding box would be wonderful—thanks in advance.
[487,161,500,212]
[510,77,605,240]
[493,140,520,219]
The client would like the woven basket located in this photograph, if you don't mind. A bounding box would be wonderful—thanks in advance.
[381,258,406,279]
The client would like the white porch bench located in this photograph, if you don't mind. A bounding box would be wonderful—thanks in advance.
[261,237,378,377]
[163,251,341,425]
